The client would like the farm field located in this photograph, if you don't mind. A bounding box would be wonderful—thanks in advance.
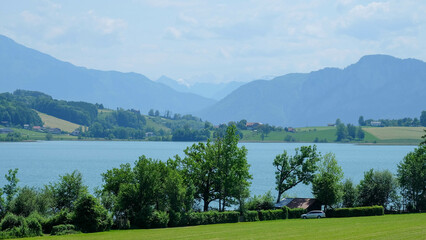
[21,213,426,240]
[363,127,425,141]
[36,111,82,133]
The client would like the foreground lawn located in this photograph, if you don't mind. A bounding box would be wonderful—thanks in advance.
[24,214,426,240]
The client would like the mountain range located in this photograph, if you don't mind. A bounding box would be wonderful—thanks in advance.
[1,34,425,127]
[0,35,216,115]
[156,76,245,101]
[198,55,426,126]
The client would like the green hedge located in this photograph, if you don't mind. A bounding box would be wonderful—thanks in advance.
[188,211,240,226]
[51,224,79,236]
[0,213,43,239]
[258,209,287,221]
[326,206,384,218]
[287,208,306,219]
[243,211,259,222]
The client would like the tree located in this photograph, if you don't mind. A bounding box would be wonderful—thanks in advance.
[358,116,365,126]
[347,124,356,139]
[273,145,320,203]
[420,111,426,127]
[3,169,19,205]
[336,123,348,141]
[73,194,112,233]
[342,179,357,208]
[357,126,365,140]
[357,169,398,209]
[180,125,251,212]
[312,153,343,210]
[49,170,88,211]
[397,145,426,211]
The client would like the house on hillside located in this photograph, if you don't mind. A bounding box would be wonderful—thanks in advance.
[246,122,262,130]
[274,198,322,211]
[47,128,62,134]
[0,128,13,134]
[370,121,382,127]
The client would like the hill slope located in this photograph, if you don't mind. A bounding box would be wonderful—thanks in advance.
[198,55,426,126]
[0,35,216,114]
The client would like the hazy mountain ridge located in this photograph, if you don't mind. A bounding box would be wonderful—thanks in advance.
[0,35,216,115]
[157,75,246,100]
[198,55,426,126]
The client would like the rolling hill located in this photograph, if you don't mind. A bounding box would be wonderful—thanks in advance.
[0,35,216,115]
[198,55,426,126]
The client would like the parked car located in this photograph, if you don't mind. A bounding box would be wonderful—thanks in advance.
[301,210,326,219]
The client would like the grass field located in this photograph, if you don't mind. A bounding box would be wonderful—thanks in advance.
[36,111,82,133]
[363,127,425,140]
[21,214,426,240]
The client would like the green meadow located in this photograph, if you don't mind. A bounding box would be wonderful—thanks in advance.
[21,214,426,240]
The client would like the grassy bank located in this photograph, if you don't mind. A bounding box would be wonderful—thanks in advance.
[21,213,426,240]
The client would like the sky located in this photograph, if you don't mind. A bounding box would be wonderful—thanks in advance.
[1,0,425,84]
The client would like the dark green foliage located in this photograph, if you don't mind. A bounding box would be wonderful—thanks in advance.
[9,187,43,217]
[258,209,286,221]
[50,224,79,236]
[243,211,259,222]
[25,216,42,237]
[49,170,87,211]
[397,145,426,211]
[187,211,240,226]
[0,93,43,127]
[0,213,24,231]
[342,179,357,208]
[421,111,426,127]
[0,212,42,239]
[274,145,320,203]
[287,208,306,219]
[3,169,19,205]
[325,206,384,218]
[171,127,210,141]
[357,169,398,209]
[150,211,169,228]
[73,194,112,233]
[43,209,73,234]
[246,191,275,210]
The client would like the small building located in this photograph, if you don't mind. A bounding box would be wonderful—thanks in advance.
[1,121,9,126]
[327,123,336,127]
[23,124,30,129]
[0,128,13,134]
[47,128,62,134]
[370,121,382,127]
[246,122,262,130]
[145,132,155,137]
[32,126,42,131]
[70,130,80,136]
[287,127,296,133]
[274,198,322,211]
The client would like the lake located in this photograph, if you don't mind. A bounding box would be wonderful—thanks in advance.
[0,141,416,199]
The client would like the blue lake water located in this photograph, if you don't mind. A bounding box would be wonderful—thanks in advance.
[0,141,416,199]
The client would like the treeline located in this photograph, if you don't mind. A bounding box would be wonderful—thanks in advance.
[358,111,426,127]
[0,93,43,127]
[335,119,365,142]
[0,127,425,238]
[12,90,98,126]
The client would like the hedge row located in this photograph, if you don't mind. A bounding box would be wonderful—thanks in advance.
[325,206,384,218]
[187,211,240,226]
[287,208,307,219]
[258,209,287,221]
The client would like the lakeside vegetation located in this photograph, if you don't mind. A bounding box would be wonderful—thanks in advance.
[0,125,425,239]
[0,90,425,144]
[16,214,426,240]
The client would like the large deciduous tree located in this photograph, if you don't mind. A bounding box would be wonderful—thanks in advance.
[342,179,357,208]
[357,169,398,209]
[312,153,343,210]
[273,145,320,203]
[397,145,426,211]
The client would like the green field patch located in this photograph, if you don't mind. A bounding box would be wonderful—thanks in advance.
[20,214,426,240]
[36,111,83,133]
[364,127,425,140]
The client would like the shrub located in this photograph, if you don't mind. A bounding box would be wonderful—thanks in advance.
[43,209,73,234]
[288,208,306,219]
[150,211,169,228]
[258,209,286,221]
[73,194,112,233]
[0,213,24,231]
[246,191,275,210]
[187,211,240,226]
[326,206,384,218]
[243,211,259,222]
[51,224,79,236]
[25,216,42,237]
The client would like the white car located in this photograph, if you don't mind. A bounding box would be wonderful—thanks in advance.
[301,210,326,219]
